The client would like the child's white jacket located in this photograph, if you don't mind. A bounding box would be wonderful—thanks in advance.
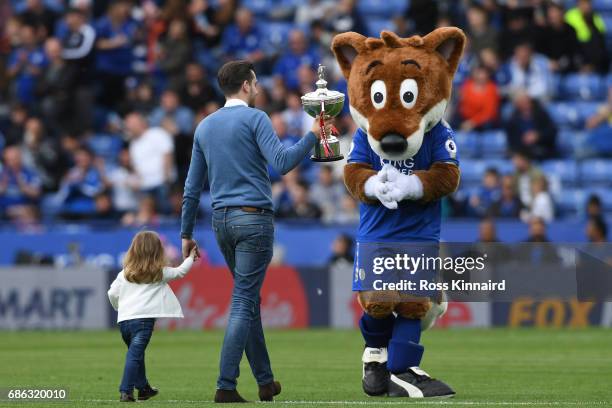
[107,256,194,322]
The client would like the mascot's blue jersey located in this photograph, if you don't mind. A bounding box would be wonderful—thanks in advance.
[347,121,459,243]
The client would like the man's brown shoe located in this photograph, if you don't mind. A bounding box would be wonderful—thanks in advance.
[214,389,247,403]
[138,384,159,400]
[258,381,281,401]
[119,392,135,402]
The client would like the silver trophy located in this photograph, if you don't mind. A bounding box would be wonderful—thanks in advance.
[301,65,345,162]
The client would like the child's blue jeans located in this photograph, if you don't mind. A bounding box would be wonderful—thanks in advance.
[119,318,155,394]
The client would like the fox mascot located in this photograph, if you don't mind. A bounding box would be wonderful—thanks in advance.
[331,27,466,398]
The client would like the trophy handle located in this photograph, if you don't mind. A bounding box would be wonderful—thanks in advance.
[319,101,333,158]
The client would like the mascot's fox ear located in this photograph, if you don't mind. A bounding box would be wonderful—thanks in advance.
[422,27,466,75]
[331,32,367,79]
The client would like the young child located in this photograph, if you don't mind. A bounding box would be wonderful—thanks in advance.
[108,230,198,402]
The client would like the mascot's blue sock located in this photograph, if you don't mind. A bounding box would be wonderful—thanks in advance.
[387,316,424,373]
[359,313,395,348]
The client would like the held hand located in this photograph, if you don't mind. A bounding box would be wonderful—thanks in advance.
[189,245,200,261]
[382,165,424,202]
[182,238,200,260]
[311,114,333,140]
[364,166,398,210]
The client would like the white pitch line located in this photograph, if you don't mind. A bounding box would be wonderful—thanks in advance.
[72,400,609,406]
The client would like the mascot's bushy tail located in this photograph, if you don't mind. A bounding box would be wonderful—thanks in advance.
[421,292,448,331]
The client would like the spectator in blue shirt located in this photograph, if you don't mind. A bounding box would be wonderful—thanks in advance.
[58,147,104,217]
[273,30,319,91]
[502,42,553,101]
[491,175,523,219]
[221,8,268,65]
[94,0,137,107]
[468,167,502,217]
[149,90,195,136]
[0,145,41,223]
[7,23,48,107]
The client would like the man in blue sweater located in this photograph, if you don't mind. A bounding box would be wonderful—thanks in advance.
[180,60,327,403]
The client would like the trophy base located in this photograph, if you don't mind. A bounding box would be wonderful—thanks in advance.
[311,154,345,162]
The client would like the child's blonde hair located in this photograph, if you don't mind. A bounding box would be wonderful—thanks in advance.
[123,231,166,283]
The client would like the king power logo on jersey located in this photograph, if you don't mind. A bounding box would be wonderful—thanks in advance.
[379,157,415,175]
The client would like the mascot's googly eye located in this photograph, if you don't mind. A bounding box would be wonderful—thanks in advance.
[400,79,418,109]
[370,80,387,110]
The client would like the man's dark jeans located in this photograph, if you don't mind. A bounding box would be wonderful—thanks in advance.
[119,318,155,394]
[212,207,275,390]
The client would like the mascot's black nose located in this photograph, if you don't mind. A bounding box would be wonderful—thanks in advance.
[380,134,407,155]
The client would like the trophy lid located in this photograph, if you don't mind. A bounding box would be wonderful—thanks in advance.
[301,65,345,105]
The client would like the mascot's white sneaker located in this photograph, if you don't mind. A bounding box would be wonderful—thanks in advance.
[388,367,455,398]
[362,347,390,396]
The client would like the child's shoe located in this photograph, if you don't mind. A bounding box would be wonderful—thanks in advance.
[119,392,135,402]
[138,384,159,400]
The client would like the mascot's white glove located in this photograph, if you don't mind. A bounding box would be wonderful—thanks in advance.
[381,164,424,202]
[364,166,398,210]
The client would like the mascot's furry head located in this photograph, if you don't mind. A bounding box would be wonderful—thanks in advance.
[332,28,466,161]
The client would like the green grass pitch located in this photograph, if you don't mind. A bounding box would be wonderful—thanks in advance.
[0,328,610,408]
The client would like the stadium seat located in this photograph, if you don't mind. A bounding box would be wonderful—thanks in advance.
[547,103,581,128]
[454,131,479,158]
[602,13,612,41]
[458,160,488,185]
[579,159,612,186]
[88,134,123,165]
[593,0,612,11]
[480,130,508,158]
[357,0,408,18]
[264,22,294,51]
[557,129,587,157]
[560,74,606,101]
[460,159,514,187]
[550,73,562,100]
[540,159,578,186]
[484,159,514,175]
[555,188,585,217]
[365,19,397,38]
[575,102,602,124]
[241,0,272,17]
[303,164,320,185]
[500,101,514,122]
[563,0,612,11]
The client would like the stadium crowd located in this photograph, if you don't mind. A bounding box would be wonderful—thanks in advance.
[0,0,610,237]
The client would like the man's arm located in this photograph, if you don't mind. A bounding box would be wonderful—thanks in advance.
[181,131,207,250]
[253,111,318,175]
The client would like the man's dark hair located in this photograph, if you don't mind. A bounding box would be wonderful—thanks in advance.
[217,60,255,96]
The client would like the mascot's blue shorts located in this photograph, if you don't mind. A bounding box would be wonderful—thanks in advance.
[352,241,440,297]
